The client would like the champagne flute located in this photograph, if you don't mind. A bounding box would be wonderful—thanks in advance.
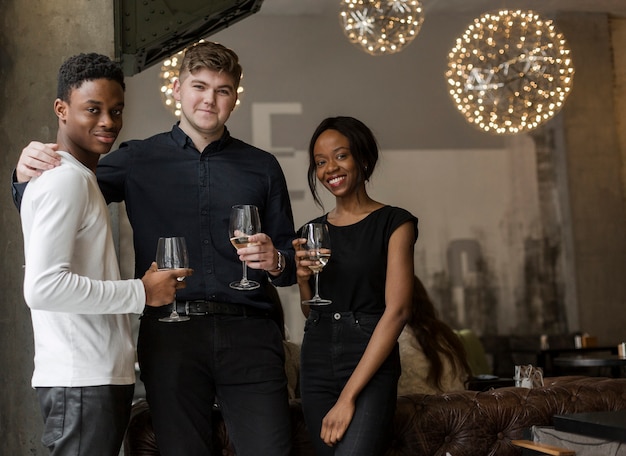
[301,222,332,305]
[155,237,190,322]
[229,205,261,290]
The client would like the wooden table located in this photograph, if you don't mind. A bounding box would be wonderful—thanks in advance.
[466,375,515,391]
[512,346,618,376]
[553,354,626,378]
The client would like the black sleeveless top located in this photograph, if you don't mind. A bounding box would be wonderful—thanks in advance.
[302,206,418,313]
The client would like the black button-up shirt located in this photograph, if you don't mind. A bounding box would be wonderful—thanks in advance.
[15,125,297,310]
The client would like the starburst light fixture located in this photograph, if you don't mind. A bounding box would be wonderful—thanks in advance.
[159,46,243,118]
[445,10,575,135]
[339,0,425,56]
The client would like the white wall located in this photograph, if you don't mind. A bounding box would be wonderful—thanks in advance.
[117,8,551,343]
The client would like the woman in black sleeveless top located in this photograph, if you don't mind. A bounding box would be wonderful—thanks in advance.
[293,116,418,455]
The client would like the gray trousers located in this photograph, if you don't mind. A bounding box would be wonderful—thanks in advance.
[37,384,134,456]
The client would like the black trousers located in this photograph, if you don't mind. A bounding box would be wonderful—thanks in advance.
[37,384,134,456]
[300,310,400,456]
[137,313,292,456]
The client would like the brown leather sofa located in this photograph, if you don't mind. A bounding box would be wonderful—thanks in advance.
[124,376,626,456]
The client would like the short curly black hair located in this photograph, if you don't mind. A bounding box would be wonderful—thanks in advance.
[57,53,125,102]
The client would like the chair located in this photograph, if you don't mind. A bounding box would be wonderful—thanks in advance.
[456,329,516,390]
[455,328,493,376]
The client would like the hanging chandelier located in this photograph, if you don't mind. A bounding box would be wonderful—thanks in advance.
[339,0,425,56]
[445,10,575,135]
[159,45,243,117]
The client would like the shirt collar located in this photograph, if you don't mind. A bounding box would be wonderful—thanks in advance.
[172,123,232,152]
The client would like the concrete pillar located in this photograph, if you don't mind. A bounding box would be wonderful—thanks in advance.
[557,14,626,344]
[614,18,626,236]
[0,0,114,453]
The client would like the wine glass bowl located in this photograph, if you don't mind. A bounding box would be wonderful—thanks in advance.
[230,232,260,250]
[229,205,261,290]
[301,223,332,305]
[156,236,190,322]
[305,249,331,273]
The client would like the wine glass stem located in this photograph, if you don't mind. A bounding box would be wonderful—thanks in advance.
[241,261,249,285]
[170,293,178,317]
[313,272,321,299]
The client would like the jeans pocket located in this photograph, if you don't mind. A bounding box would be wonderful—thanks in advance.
[40,389,65,447]
[303,315,319,332]
[353,314,382,338]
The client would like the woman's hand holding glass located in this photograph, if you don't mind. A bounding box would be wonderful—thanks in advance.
[294,223,332,305]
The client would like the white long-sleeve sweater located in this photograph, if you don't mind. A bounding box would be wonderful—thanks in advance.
[20,151,145,387]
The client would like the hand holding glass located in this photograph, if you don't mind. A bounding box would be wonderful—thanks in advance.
[301,222,332,305]
[155,237,190,322]
[229,204,261,290]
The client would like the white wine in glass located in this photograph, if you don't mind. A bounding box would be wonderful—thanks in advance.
[229,205,261,290]
[155,236,190,322]
[301,222,332,305]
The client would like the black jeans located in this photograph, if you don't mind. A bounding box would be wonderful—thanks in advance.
[300,310,400,456]
[37,384,134,456]
[137,313,291,456]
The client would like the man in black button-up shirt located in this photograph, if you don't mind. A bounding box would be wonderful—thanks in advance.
[14,42,297,456]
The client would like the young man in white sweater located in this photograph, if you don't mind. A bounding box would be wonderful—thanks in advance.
[19,53,192,456]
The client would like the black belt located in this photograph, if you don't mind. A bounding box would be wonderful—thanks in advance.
[175,300,269,317]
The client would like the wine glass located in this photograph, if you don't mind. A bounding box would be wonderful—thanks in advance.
[155,237,190,322]
[229,205,261,290]
[301,222,332,305]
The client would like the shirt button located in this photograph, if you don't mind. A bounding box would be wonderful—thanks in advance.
[333,313,341,320]
[203,239,209,244]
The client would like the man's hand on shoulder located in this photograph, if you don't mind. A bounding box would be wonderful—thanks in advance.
[16,142,61,183]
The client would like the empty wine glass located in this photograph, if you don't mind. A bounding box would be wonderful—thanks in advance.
[155,236,190,322]
[301,222,332,305]
[229,204,261,290]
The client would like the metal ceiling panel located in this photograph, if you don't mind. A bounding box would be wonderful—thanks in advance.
[114,0,265,75]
